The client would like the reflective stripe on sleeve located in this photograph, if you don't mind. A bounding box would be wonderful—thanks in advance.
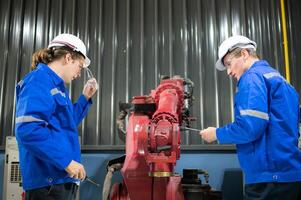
[17,80,24,87]
[263,72,291,86]
[16,116,48,125]
[50,88,66,98]
[240,109,269,120]
[263,72,284,79]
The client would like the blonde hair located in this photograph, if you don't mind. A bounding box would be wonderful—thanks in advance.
[31,46,84,70]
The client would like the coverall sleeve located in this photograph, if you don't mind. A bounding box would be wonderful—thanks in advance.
[299,106,301,123]
[15,80,72,170]
[72,95,92,126]
[216,72,269,144]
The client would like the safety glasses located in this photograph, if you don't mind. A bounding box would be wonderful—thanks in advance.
[84,67,94,79]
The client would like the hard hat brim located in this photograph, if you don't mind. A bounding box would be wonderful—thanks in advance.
[84,57,91,68]
[215,59,226,71]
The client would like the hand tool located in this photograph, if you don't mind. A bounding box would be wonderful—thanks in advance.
[85,176,101,188]
[180,126,202,134]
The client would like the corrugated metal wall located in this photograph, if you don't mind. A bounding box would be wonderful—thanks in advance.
[0,0,300,149]
[287,0,301,96]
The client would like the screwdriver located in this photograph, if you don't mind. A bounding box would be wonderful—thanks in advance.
[85,176,101,188]
[180,126,202,134]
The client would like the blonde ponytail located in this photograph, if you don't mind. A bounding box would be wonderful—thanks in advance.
[31,48,53,70]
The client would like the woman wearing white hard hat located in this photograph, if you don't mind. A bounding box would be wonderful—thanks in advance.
[15,33,98,199]
[200,35,301,199]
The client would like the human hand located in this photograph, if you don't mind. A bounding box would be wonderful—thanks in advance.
[83,78,98,100]
[65,160,86,180]
[200,127,217,143]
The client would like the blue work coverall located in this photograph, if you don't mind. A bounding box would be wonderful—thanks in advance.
[15,63,92,190]
[216,60,301,184]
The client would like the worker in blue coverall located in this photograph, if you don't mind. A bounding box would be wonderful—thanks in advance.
[200,35,301,200]
[15,33,98,200]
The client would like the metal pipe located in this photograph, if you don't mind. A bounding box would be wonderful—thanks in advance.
[280,0,291,83]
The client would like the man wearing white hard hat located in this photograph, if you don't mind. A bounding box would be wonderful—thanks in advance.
[15,33,98,199]
[200,35,301,199]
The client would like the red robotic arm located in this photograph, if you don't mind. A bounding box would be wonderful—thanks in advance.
[110,76,194,200]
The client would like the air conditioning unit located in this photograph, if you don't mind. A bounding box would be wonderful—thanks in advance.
[3,136,81,200]
[3,136,23,200]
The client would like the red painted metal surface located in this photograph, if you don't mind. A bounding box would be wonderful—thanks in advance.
[111,78,186,200]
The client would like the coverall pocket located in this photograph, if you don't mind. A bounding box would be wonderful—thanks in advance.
[54,94,68,106]
[53,95,69,127]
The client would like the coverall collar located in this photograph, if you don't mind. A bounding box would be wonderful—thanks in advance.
[237,60,269,85]
[36,62,64,86]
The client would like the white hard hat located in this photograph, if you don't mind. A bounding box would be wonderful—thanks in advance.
[48,33,90,68]
[215,35,257,71]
